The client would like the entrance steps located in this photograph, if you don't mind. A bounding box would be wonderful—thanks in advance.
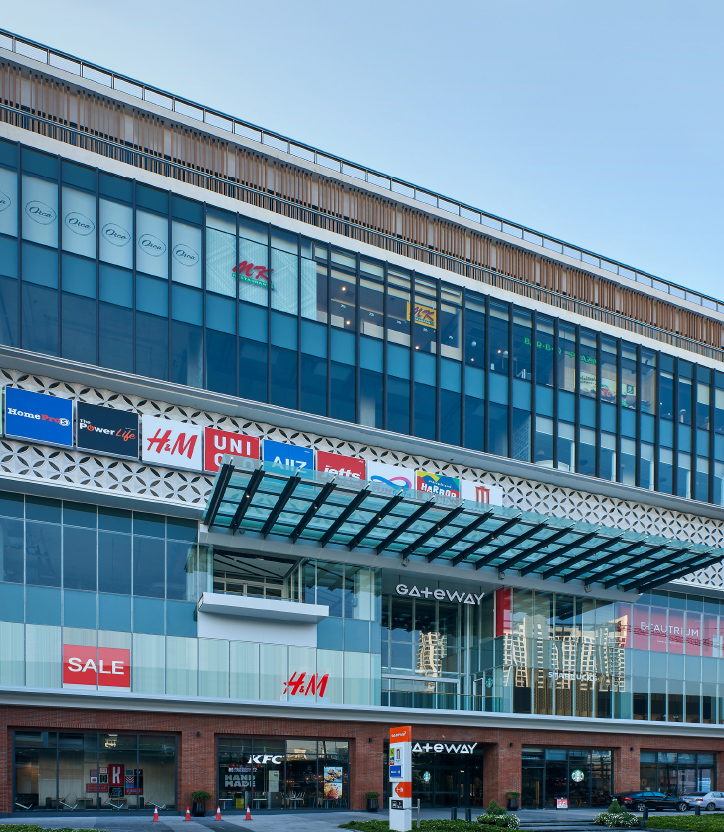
[518,822,595,832]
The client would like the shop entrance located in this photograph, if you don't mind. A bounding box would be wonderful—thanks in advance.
[392,743,484,808]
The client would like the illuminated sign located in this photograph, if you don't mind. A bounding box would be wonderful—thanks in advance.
[141,415,203,471]
[204,427,259,473]
[233,260,274,288]
[4,387,73,448]
[263,438,313,470]
[412,742,478,754]
[316,449,366,479]
[282,671,329,697]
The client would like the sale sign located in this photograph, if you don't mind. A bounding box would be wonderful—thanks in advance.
[63,645,130,688]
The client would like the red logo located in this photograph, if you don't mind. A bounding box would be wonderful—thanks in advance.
[146,428,198,459]
[62,645,130,688]
[233,261,273,286]
[316,450,366,480]
[394,783,411,797]
[204,427,260,473]
[282,672,329,697]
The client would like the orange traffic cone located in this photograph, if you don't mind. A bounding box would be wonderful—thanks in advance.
[184,807,191,821]
[245,805,252,821]
[152,806,160,822]
[215,806,222,821]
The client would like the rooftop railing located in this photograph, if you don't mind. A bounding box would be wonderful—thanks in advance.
[1,27,723,317]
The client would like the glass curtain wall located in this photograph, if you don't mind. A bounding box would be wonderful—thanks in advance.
[2,140,724,505]
[639,751,716,796]
[521,747,612,808]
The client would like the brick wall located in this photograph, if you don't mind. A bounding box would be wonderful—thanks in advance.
[2,705,724,813]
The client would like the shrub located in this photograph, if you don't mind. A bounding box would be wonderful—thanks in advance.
[592,809,639,828]
[487,800,507,816]
[476,814,520,829]
[607,799,624,814]
[365,792,380,799]
[190,790,212,803]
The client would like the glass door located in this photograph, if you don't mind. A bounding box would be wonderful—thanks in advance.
[434,766,459,807]
[522,766,543,808]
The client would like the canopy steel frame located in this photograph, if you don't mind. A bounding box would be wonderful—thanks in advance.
[229,467,265,534]
[290,479,337,542]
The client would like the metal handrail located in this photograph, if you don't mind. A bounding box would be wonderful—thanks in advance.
[2,101,723,364]
[1,27,722,315]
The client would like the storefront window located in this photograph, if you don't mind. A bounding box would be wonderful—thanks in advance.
[641,751,717,797]
[13,731,177,811]
[522,747,612,808]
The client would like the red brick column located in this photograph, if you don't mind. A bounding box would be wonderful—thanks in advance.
[483,739,521,807]
[178,729,216,813]
[613,741,639,794]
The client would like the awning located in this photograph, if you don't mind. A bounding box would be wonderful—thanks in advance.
[203,457,723,594]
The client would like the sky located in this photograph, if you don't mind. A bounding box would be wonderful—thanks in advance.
[3,0,723,298]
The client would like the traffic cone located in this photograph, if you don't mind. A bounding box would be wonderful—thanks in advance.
[215,806,222,821]
[184,807,191,821]
[152,806,160,822]
[245,805,252,821]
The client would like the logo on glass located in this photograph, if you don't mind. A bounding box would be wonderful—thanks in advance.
[102,223,130,246]
[0,189,11,212]
[25,200,56,225]
[138,234,167,256]
[172,244,199,266]
[64,212,95,236]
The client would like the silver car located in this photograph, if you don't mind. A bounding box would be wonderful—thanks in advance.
[683,791,724,810]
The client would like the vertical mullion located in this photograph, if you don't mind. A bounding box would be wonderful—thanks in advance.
[635,345,642,488]
[382,262,389,431]
[594,331,602,479]
[354,251,361,424]
[296,232,302,411]
[552,318,559,469]
[325,249,331,417]
[709,373,716,504]
[460,287,467,448]
[266,220,271,404]
[483,296,490,453]
[435,279,442,441]
[615,338,622,483]
[673,357,680,496]
[507,302,513,460]
[409,271,415,437]
[573,324,581,475]
[56,155,63,358]
[653,352,661,492]
[530,310,537,465]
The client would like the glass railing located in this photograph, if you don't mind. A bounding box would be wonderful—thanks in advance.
[2,28,723,317]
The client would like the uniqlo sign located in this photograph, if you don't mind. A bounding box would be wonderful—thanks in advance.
[204,427,260,473]
[141,415,203,471]
[316,450,365,480]
[63,645,130,688]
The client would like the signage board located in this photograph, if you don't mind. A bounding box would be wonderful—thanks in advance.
[556,798,568,809]
[389,725,412,832]
[4,387,73,448]
[76,401,139,458]
[316,449,366,480]
[204,427,260,473]
[262,438,314,471]
[141,415,203,471]
[461,479,504,506]
[367,461,414,492]
[416,471,461,498]
[62,645,131,688]
[395,584,485,605]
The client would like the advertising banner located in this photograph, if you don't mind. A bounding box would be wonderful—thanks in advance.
[461,479,504,506]
[389,725,412,831]
[367,461,414,493]
[323,766,343,801]
[262,438,314,471]
[141,415,203,471]
[76,401,139,458]
[416,471,461,498]
[316,450,366,480]
[4,387,73,447]
[108,764,125,795]
[204,427,260,473]
[62,645,131,688]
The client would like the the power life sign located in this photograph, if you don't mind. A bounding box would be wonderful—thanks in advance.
[389,725,412,832]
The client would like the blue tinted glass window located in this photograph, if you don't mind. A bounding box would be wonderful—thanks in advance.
[61,160,95,190]
[61,253,96,298]
[206,329,236,395]
[0,236,18,278]
[136,184,168,214]
[136,312,168,380]
[26,496,61,523]
[207,294,235,334]
[239,339,267,402]
[134,513,165,537]
[0,491,24,519]
[166,517,197,542]
[99,173,132,202]
[344,619,370,652]
[166,600,196,637]
[99,592,131,631]
[63,526,97,591]
[22,283,59,356]
[63,589,97,628]
[166,540,192,601]
[0,139,18,166]
[63,502,96,529]
[171,285,202,326]
[133,596,165,634]
[25,522,61,586]
[98,506,132,533]
[0,516,24,582]
[170,321,203,388]
[301,353,327,417]
[62,293,97,365]
[270,346,297,410]
[26,585,61,625]
[0,276,19,346]
[133,536,165,598]
[171,195,202,224]
[137,275,168,316]
[99,303,133,373]
[98,531,132,595]
[99,264,132,307]
[22,242,58,289]
[239,303,268,342]
[0,581,24,622]
[22,148,57,178]
[317,617,343,650]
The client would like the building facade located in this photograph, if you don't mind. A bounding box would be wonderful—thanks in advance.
[2,28,724,815]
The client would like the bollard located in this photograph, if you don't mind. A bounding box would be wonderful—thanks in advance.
[451,807,458,820]
[643,806,648,821]
[695,805,701,816]
[465,807,472,822]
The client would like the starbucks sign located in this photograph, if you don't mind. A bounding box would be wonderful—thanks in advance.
[571,769,584,782]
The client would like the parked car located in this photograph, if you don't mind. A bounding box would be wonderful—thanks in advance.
[614,791,688,812]
[682,791,724,810]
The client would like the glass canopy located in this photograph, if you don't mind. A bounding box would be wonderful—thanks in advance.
[203,457,721,594]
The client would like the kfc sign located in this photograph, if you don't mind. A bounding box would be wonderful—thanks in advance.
[204,427,260,473]
[141,415,203,471]
[316,450,365,479]
[63,645,130,688]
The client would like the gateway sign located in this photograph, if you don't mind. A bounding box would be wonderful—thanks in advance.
[412,742,478,754]
[395,584,485,605]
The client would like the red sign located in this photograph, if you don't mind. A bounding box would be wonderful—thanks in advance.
[204,427,260,473]
[86,783,108,793]
[63,645,130,688]
[233,261,273,286]
[109,764,124,790]
[282,672,329,697]
[394,782,412,797]
[316,450,366,480]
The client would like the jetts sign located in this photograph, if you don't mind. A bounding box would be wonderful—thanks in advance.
[395,584,485,605]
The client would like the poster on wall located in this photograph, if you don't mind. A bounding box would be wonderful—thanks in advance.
[323,767,343,800]
[141,415,203,471]
[416,471,461,499]
[3,387,73,448]
[367,461,414,493]
[76,401,139,459]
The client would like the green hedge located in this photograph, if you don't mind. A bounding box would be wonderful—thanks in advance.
[339,820,478,831]
[646,817,724,831]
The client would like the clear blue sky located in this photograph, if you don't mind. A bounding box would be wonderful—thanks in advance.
[4,0,722,297]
